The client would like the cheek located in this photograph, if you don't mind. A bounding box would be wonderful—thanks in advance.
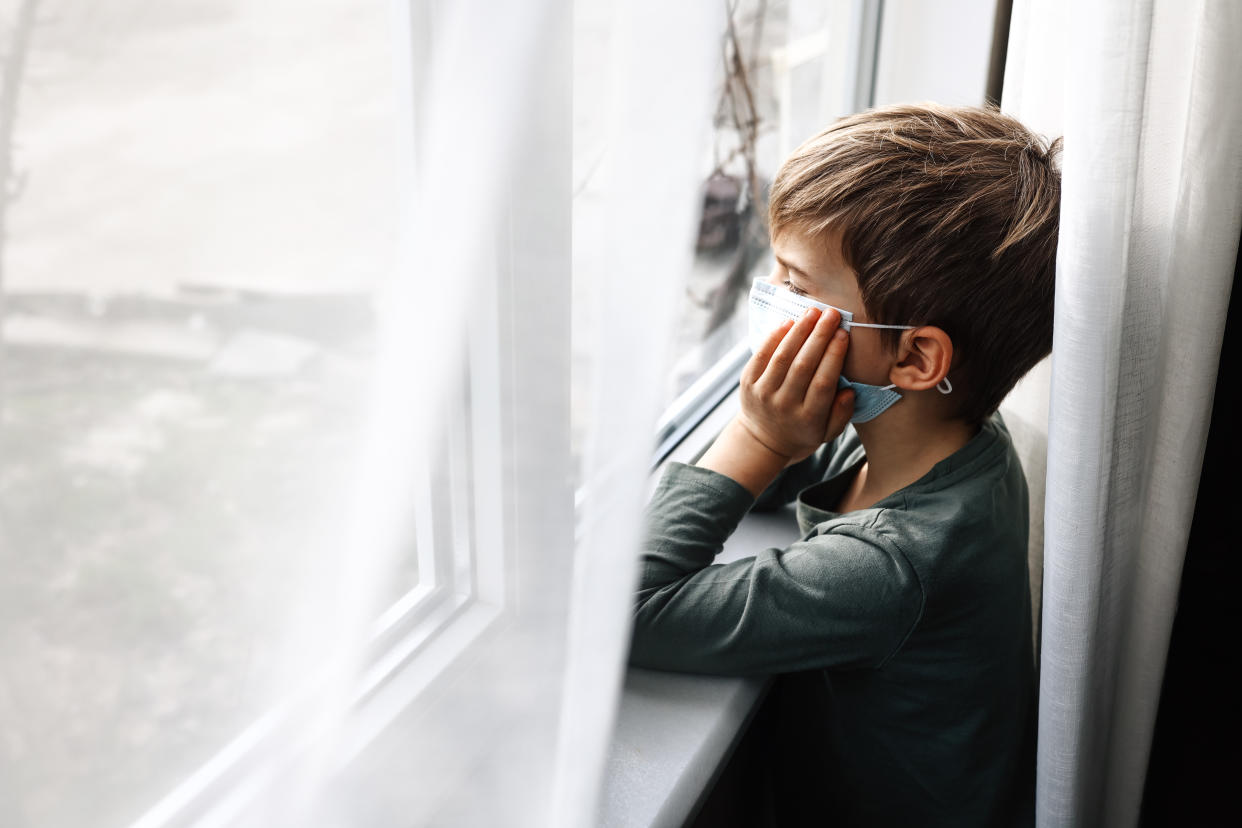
[842,332,886,380]
[842,348,864,379]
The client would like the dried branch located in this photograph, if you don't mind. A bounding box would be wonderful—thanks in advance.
[0,0,41,373]
[693,0,775,336]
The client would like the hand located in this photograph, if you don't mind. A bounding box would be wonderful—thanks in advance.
[696,306,853,496]
[737,306,854,464]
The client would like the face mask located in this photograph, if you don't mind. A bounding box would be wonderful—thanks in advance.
[747,279,948,424]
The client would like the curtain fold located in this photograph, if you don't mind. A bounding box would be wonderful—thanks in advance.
[1019,1,1242,825]
[555,1,723,824]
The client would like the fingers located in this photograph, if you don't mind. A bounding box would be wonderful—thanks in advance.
[783,307,843,401]
[742,318,795,386]
[756,306,837,393]
[823,387,854,443]
[805,324,849,405]
[736,304,851,463]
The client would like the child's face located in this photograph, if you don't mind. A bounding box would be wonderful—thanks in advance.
[766,227,893,386]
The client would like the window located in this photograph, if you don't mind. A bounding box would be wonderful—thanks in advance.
[0,2,413,825]
[1,0,885,824]
[575,0,885,465]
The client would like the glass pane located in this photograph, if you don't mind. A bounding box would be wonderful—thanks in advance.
[666,0,790,399]
[0,3,404,825]
[572,0,869,470]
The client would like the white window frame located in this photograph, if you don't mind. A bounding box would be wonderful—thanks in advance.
[129,0,896,821]
[129,0,571,823]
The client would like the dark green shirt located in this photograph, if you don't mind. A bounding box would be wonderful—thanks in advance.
[631,415,1036,826]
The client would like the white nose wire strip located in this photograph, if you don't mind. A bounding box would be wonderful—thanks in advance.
[750,279,915,332]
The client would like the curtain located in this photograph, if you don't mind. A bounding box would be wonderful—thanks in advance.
[556,0,722,824]
[0,0,722,824]
[1006,1,1242,825]
[297,0,722,825]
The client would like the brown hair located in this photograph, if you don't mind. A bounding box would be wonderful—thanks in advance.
[768,102,1061,424]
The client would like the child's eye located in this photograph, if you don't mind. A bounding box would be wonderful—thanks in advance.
[783,279,809,297]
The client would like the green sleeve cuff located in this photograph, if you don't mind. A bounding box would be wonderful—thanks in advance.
[655,461,755,519]
[641,463,755,575]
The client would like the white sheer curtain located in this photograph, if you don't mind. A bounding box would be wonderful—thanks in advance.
[0,0,722,824]
[1005,1,1242,825]
[141,0,583,823]
[556,0,721,824]
[295,0,720,825]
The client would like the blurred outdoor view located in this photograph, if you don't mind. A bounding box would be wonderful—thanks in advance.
[573,0,848,459]
[1,0,836,824]
[0,2,404,825]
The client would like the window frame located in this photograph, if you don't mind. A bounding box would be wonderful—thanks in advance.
[130,0,574,821]
[129,0,894,821]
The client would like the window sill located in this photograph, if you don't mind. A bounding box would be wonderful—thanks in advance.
[600,497,801,827]
[601,669,767,828]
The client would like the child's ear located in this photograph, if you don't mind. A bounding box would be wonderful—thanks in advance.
[890,326,953,391]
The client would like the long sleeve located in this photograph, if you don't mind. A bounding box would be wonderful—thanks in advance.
[629,462,923,676]
[751,439,837,511]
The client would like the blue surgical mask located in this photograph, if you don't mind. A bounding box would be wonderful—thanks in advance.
[747,278,938,424]
[833,375,902,424]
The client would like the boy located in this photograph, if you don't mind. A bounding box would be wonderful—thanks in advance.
[629,103,1060,826]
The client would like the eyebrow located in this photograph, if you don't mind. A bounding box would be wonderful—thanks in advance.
[774,255,812,279]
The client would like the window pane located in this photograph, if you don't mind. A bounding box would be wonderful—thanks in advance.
[572,0,871,470]
[666,0,788,401]
[0,3,404,825]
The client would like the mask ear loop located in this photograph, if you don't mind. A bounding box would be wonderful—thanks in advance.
[844,322,937,395]
[845,321,917,330]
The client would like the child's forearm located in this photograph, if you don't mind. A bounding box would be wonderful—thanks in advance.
[696,416,790,497]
